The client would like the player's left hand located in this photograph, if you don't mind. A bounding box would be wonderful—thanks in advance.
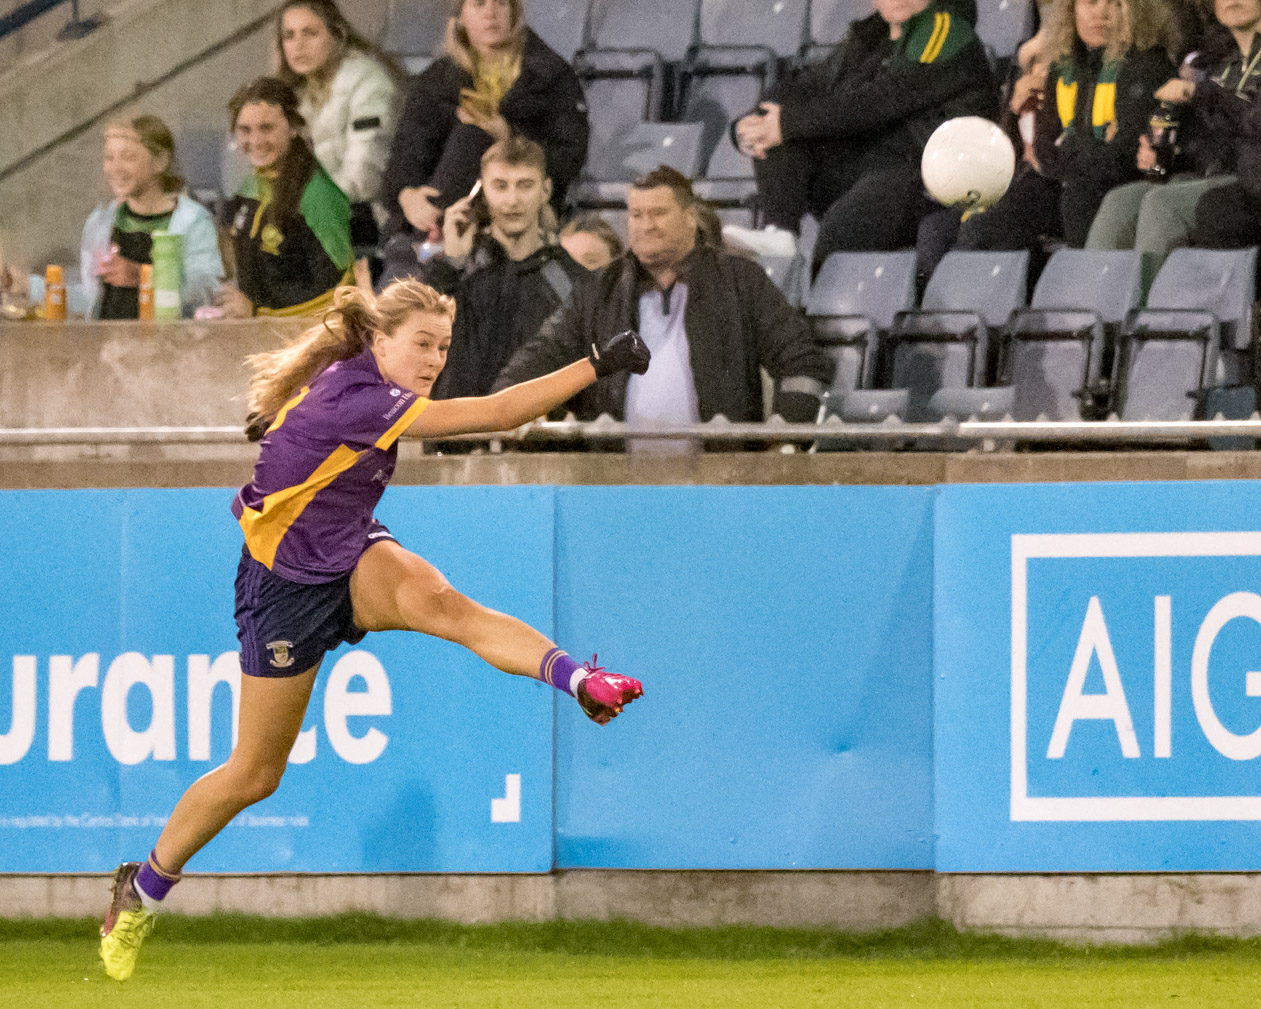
[589,330,650,378]
[577,670,644,725]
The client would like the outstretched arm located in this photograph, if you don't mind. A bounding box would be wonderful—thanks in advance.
[407,331,649,439]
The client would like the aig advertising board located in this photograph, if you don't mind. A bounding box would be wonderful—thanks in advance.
[936,481,1261,871]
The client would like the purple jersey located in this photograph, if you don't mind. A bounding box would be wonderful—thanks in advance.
[232,347,429,583]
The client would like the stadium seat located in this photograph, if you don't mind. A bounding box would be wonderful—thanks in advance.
[570,122,706,204]
[381,0,448,64]
[808,0,869,48]
[758,254,805,308]
[806,252,919,417]
[998,249,1142,421]
[1114,247,1258,422]
[975,0,1035,68]
[856,251,1028,421]
[527,0,590,60]
[573,0,700,200]
[683,0,806,207]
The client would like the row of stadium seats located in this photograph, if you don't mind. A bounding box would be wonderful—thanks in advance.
[382,0,1035,223]
[804,247,1259,425]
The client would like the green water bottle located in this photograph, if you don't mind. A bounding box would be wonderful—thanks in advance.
[150,231,183,320]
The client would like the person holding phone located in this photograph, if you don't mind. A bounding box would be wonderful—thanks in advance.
[380,0,588,253]
[413,136,587,401]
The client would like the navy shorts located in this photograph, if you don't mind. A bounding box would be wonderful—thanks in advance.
[234,523,398,678]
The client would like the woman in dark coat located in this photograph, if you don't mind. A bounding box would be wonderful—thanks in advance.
[380,0,588,251]
[958,0,1176,255]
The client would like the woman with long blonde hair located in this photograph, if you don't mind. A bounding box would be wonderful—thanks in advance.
[98,279,649,982]
[958,0,1176,257]
[380,0,588,276]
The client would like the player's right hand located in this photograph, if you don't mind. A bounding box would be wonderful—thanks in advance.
[577,671,644,725]
[589,330,650,378]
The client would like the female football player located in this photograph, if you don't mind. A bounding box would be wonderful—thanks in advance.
[99,277,648,980]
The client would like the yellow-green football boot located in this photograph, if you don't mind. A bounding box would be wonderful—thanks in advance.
[99,862,155,981]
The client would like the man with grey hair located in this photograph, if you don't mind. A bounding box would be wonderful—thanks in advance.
[493,166,832,436]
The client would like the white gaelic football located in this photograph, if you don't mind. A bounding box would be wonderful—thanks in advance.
[921,116,1015,212]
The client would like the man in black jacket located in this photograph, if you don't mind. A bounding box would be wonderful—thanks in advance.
[725,0,997,273]
[422,137,586,400]
[492,167,834,433]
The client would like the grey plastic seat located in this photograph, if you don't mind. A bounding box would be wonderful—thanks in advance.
[699,0,809,56]
[527,0,590,60]
[1115,247,1258,421]
[999,249,1142,420]
[878,251,1028,421]
[758,254,805,308]
[807,252,918,413]
[575,0,700,188]
[809,0,871,47]
[844,251,1027,422]
[976,0,1035,66]
[571,122,706,203]
[382,1,449,59]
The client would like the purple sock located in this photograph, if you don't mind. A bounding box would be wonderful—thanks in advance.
[135,852,179,904]
[539,648,583,696]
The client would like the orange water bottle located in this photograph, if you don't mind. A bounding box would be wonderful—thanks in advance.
[138,264,155,321]
[44,265,66,321]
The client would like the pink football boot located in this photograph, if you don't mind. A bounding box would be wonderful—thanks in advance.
[575,656,643,724]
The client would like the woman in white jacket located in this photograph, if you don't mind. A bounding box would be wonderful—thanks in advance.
[80,115,223,319]
[276,0,401,246]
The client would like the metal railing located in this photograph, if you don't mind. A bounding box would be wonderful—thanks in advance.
[0,417,1258,447]
[0,0,99,42]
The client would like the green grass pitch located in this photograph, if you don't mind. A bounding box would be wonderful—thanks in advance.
[2,916,1259,1008]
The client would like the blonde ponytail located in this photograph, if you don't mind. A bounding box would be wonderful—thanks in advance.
[245,279,457,429]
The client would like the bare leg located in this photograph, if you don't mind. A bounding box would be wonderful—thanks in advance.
[350,540,553,677]
[152,666,318,873]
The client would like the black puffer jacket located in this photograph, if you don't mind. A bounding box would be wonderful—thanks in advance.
[773,0,997,164]
[381,28,589,233]
[424,236,587,400]
[492,246,834,423]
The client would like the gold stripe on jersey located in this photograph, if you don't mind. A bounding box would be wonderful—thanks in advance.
[267,386,311,436]
[239,444,365,569]
[375,397,430,450]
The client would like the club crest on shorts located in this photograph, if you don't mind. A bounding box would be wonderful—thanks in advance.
[266,640,296,669]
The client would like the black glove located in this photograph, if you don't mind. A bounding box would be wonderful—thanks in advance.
[244,412,269,443]
[589,330,650,379]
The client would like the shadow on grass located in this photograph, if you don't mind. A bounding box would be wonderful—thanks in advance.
[5,915,1261,961]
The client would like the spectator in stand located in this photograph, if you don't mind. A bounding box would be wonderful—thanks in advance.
[421,137,587,400]
[560,214,623,272]
[217,78,353,318]
[492,167,833,434]
[380,0,589,266]
[1191,83,1261,246]
[956,0,1176,256]
[80,116,223,319]
[1086,0,1261,281]
[723,0,996,274]
[275,0,401,250]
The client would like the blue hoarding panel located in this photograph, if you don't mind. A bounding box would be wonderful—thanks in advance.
[0,487,555,873]
[936,481,1261,871]
[554,486,935,869]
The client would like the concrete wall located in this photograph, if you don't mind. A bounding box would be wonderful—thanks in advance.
[7,871,1261,942]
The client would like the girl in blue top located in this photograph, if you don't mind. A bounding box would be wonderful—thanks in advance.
[80,115,224,319]
[99,278,649,980]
